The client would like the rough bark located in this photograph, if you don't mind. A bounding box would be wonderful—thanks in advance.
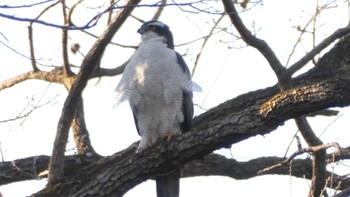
[1,150,350,190]
[29,34,350,196]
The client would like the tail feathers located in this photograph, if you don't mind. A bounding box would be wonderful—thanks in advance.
[156,169,181,197]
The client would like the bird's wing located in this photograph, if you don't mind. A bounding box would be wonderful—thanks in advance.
[176,52,194,132]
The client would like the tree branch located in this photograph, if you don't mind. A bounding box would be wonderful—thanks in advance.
[61,0,72,75]
[221,0,290,88]
[47,0,141,185]
[0,69,75,90]
[258,142,341,174]
[287,27,350,75]
[2,149,350,190]
[34,63,350,195]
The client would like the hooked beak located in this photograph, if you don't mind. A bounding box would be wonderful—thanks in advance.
[137,26,145,34]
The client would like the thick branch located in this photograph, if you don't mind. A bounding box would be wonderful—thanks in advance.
[2,150,350,190]
[71,97,98,156]
[34,70,350,195]
[184,154,350,191]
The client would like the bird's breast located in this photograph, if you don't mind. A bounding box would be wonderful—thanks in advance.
[129,42,185,105]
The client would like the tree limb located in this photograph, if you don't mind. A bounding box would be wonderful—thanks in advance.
[1,149,350,191]
[34,64,350,195]
[47,0,141,185]
[221,0,289,88]
[0,69,74,91]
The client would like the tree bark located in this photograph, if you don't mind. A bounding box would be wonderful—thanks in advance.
[32,35,350,196]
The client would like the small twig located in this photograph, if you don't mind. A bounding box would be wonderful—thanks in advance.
[192,15,224,77]
[258,142,342,175]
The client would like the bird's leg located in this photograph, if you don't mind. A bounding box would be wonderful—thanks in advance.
[164,130,180,141]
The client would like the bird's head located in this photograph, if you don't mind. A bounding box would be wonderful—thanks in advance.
[137,20,174,49]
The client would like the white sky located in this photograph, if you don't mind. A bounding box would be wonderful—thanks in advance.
[0,0,349,196]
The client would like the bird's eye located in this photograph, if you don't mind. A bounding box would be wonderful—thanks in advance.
[149,26,157,31]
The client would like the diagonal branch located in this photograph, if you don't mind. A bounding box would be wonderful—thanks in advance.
[35,70,350,196]
[47,0,141,186]
[221,0,289,88]
[287,27,350,75]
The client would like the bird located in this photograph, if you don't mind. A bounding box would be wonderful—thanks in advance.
[115,20,200,197]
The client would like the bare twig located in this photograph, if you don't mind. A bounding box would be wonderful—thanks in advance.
[192,15,224,77]
[0,97,56,124]
[285,13,316,67]
[258,142,341,174]
[0,1,55,9]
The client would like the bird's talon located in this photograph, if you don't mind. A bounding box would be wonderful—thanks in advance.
[166,134,174,141]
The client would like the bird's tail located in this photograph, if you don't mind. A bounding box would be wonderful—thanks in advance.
[156,169,181,197]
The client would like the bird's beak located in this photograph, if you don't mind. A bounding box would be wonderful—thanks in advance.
[137,26,144,35]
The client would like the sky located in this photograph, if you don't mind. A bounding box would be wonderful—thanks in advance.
[0,0,349,196]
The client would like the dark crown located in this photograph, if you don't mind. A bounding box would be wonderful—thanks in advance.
[137,20,175,49]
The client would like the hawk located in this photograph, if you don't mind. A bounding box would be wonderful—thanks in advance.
[115,20,200,197]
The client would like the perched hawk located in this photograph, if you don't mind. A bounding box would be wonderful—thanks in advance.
[115,20,200,197]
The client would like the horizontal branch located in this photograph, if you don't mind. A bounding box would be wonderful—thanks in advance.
[0,154,101,185]
[184,154,350,191]
[1,149,350,191]
[90,62,127,78]
[0,61,127,91]
[0,69,75,90]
